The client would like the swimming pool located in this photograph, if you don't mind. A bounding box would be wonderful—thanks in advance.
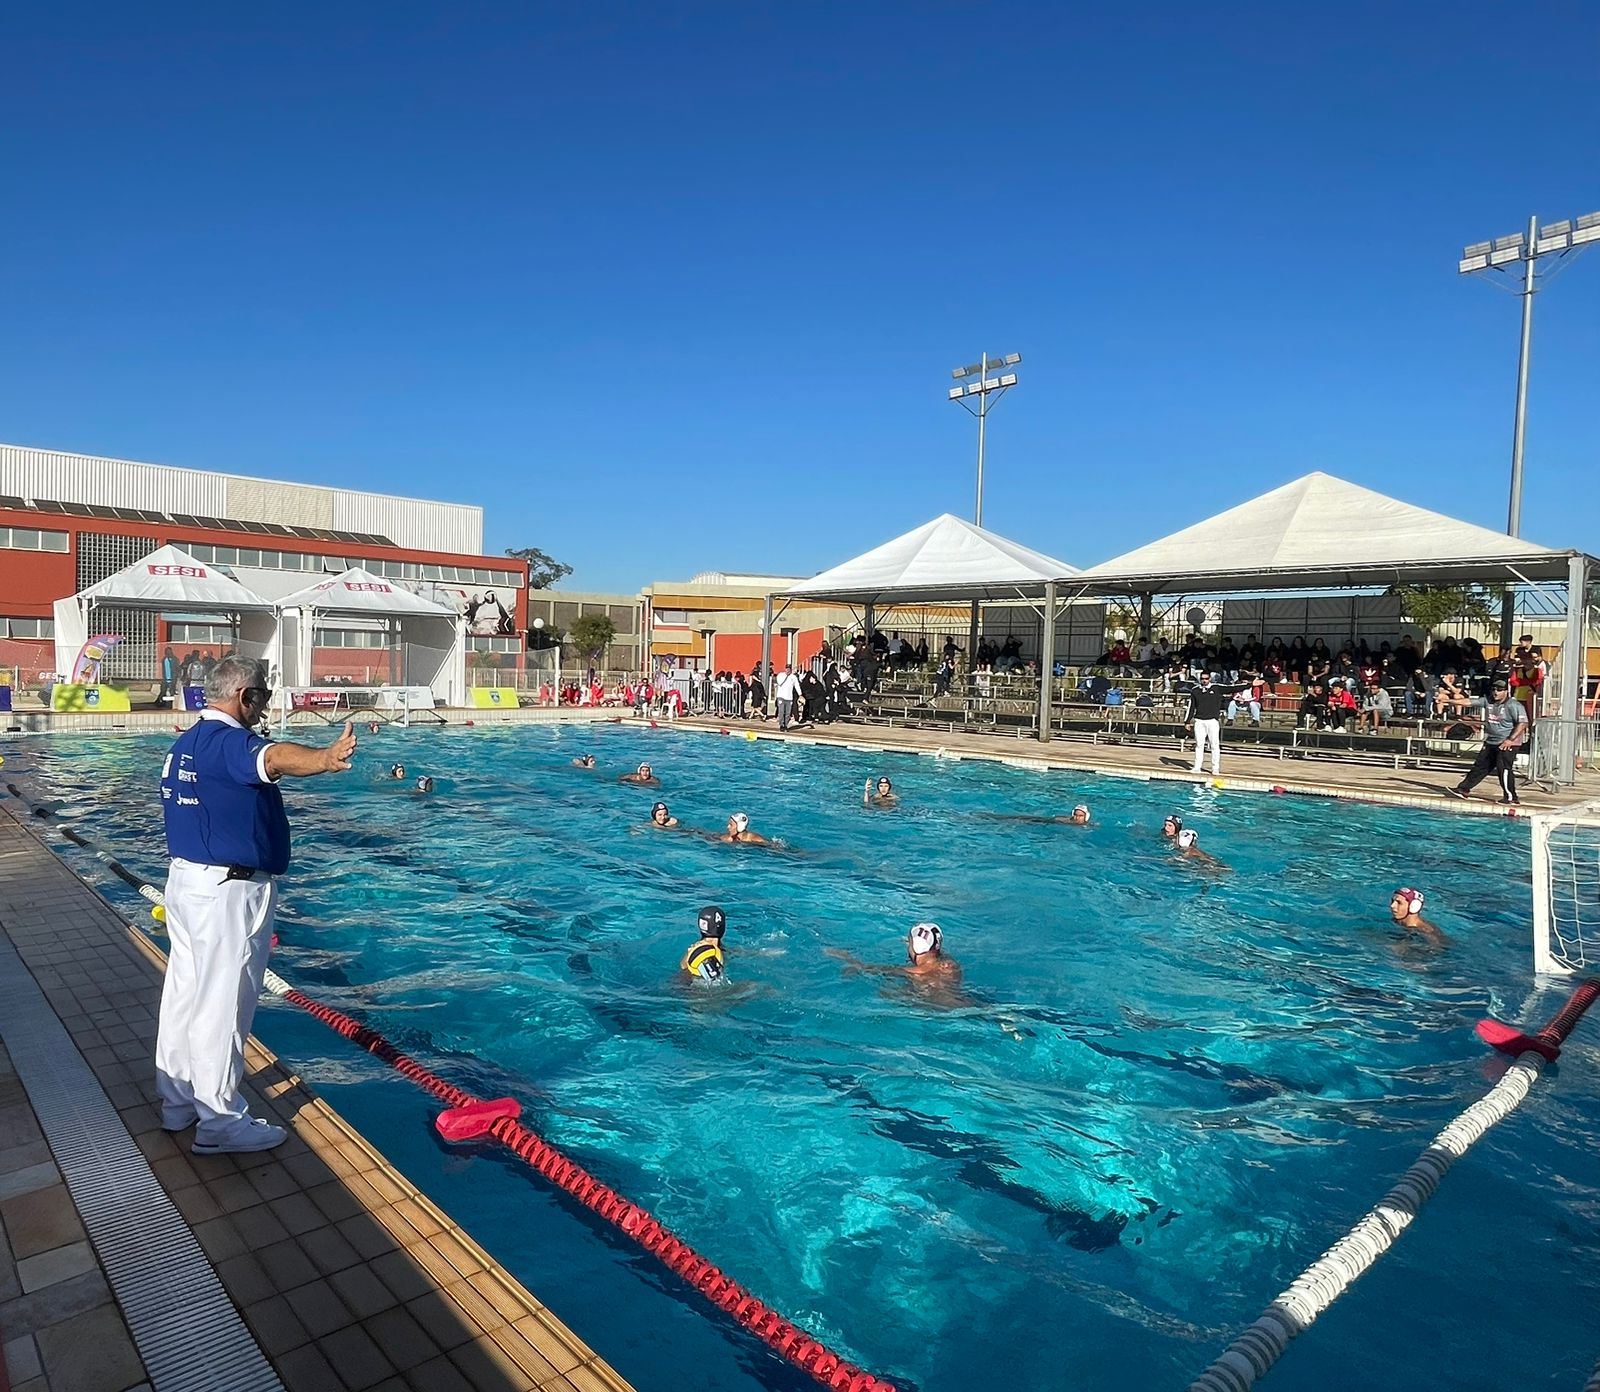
[13,724,1599,1392]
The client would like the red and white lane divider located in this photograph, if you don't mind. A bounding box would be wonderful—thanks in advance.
[3,782,900,1392]
[1189,978,1600,1392]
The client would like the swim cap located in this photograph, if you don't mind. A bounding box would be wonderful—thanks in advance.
[1177,828,1198,850]
[1394,887,1425,914]
[652,801,670,819]
[685,940,725,981]
[390,764,405,778]
[416,776,433,793]
[877,776,892,790]
[698,905,726,939]
[731,812,750,833]
[908,922,943,958]
[1072,804,1089,818]
[1164,814,1183,832]
[638,763,651,774]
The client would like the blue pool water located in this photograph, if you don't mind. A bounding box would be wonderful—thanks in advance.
[11,724,1600,1391]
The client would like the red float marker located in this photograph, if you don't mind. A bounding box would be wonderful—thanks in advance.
[436,1097,522,1142]
[1477,977,1600,1062]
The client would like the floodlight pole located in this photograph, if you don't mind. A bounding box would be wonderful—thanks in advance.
[948,350,1022,671]
[1461,209,1600,652]
[1494,214,1539,651]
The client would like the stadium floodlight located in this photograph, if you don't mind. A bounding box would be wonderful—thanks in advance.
[1458,209,1599,648]
[946,351,1022,529]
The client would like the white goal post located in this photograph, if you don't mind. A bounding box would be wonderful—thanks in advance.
[1531,801,1600,976]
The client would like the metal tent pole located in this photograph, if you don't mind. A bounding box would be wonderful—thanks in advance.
[1037,581,1056,743]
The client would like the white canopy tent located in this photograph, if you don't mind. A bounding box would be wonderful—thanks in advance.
[1075,472,1582,594]
[53,544,276,681]
[274,567,466,709]
[778,514,1084,742]
[785,513,1079,605]
[1073,472,1596,783]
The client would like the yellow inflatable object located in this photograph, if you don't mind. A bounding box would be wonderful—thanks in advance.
[151,904,166,923]
[745,732,757,742]
[1212,779,1226,789]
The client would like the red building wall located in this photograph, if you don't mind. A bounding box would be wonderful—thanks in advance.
[0,504,529,629]
[713,630,824,676]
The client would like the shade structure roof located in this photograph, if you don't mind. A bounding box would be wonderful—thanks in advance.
[1074,472,1587,595]
[276,567,458,618]
[73,543,274,611]
[784,514,1079,604]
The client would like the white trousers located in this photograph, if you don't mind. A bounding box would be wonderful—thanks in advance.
[1192,717,1222,775]
[155,858,277,1139]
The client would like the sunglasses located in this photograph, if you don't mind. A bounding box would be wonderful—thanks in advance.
[243,686,273,703]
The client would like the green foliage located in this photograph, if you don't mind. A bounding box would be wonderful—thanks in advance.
[505,546,574,590]
[1390,584,1496,635]
[1105,604,1142,640]
[568,612,617,659]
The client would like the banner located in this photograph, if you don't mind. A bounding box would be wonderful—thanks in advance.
[51,683,132,713]
[468,687,520,708]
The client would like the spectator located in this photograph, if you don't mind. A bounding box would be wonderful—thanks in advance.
[1227,668,1264,726]
[1358,681,1392,731]
[1508,635,1544,719]
[1299,680,1329,729]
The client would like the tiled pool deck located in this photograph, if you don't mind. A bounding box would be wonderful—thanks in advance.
[0,802,635,1392]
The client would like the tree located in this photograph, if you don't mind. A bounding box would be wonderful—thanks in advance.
[1389,584,1497,638]
[505,547,573,590]
[567,612,617,665]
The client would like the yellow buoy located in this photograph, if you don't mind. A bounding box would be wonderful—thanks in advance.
[745,731,757,742]
[151,904,166,923]
[1212,778,1226,789]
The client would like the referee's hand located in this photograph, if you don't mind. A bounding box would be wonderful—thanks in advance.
[324,721,357,772]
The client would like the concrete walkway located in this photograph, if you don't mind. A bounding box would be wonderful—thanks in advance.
[0,804,634,1392]
[672,714,1600,817]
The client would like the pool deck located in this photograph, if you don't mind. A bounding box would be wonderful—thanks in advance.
[670,714,1600,816]
[0,800,636,1392]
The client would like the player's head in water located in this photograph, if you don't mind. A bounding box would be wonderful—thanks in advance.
[1162,813,1183,838]
[907,921,943,963]
[650,801,677,827]
[415,776,434,794]
[1068,803,1090,824]
[389,763,406,780]
[1176,828,1198,850]
[1390,887,1426,922]
[684,905,728,981]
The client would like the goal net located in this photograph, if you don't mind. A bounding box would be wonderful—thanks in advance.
[1532,801,1600,976]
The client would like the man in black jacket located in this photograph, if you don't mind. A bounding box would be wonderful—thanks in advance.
[1185,670,1229,776]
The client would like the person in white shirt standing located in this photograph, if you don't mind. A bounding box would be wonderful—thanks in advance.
[773,664,802,730]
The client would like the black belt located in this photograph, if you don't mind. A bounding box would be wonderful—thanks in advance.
[223,865,259,881]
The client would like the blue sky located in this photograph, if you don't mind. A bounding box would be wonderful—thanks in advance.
[2,4,1596,592]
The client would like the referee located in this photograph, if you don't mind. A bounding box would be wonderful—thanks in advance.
[156,655,356,1154]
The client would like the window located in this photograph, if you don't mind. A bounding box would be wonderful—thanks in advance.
[468,636,521,653]
[313,628,388,649]
[168,622,232,644]
[654,609,690,626]
[0,527,69,552]
[2,617,54,638]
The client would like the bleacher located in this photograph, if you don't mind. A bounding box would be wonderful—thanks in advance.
[846,669,1487,774]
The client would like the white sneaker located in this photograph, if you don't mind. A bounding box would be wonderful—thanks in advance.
[192,1118,288,1155]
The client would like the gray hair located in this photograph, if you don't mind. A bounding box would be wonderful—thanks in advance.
[206,655,269,704]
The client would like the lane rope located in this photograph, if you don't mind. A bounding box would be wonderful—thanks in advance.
[1188,978,1600,1392]
[0,780,900,1392]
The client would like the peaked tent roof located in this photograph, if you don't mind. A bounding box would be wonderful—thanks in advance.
[1074,472,1585,595]
[276,567,459,618]
[784,514,1078,604]
[74,544,274,610]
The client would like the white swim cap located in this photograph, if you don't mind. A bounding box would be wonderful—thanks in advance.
[1177,828,1198,850]
[731,812,750,833]
[908,922,942,957]
[1072,804,1089,818]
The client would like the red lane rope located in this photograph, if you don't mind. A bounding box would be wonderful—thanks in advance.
[278,988,898,1392]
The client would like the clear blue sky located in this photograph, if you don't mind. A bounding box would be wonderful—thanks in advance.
[2,4,1596,592]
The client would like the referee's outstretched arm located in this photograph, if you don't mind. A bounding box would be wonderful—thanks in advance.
[264,722,357,778]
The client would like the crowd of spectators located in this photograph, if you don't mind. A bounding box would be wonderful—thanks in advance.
[1100,631,1547,733]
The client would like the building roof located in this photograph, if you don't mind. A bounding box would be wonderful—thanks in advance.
[73,544,274,611]
[784,514,1078,604]
[1074,472,1586,594]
